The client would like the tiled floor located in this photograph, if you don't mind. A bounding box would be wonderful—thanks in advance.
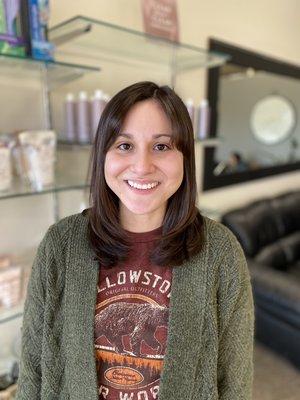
[253,341,300,400]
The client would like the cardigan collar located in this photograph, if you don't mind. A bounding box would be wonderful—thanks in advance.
[63,213,209,400]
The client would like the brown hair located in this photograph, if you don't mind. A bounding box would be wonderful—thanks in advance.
[85,81,205,268]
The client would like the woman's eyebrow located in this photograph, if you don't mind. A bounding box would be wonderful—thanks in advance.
[117,133,173,139]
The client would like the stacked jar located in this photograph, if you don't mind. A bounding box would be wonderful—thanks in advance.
[0,130,57,192]
[0,134,14,192]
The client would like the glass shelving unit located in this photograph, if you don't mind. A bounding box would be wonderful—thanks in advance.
[0,53,100,89]
[49,15,229,83]
[0,54,97,202]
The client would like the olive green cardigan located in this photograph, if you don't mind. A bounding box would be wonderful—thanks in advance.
[15,211,254,400]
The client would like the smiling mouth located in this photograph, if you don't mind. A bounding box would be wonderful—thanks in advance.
[124,180,161,191]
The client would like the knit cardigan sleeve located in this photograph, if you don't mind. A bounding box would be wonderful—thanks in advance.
[15,226,54,400]
[216,229,255,400]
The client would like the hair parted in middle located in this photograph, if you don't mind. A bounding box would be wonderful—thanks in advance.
[85,81,205,268]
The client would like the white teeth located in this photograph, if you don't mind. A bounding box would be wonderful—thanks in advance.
[127,180,159,190]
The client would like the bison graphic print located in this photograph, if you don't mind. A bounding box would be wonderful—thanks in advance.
[95,302,169,356]
[94,226,173,400]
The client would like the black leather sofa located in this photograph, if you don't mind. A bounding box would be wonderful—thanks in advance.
[221,190,300,369]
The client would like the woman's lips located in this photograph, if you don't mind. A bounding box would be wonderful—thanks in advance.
[124,180,160,194]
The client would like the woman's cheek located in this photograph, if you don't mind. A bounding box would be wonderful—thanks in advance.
[105,152,126,176]
[167,152,184,180]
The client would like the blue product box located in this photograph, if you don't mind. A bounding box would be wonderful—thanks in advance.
[27,0,54,61]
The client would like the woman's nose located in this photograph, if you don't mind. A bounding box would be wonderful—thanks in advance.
[130,150,155,174]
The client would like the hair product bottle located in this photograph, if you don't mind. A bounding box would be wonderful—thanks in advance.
[64,93,76,142]
[76,91,90,143]
[185,98,195,131]
[197,99,210,140]
[90,89,105,142]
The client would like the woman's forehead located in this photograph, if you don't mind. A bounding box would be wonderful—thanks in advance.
[122,99,171,127]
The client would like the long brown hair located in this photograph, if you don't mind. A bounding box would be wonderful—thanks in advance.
[85,81,205,268]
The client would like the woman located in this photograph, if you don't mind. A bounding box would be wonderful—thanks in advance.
[16,81,254,400]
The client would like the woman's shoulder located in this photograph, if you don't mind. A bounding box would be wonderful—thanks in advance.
[48,210,88,236]
[40,211,88,256]
[201,214,241,250]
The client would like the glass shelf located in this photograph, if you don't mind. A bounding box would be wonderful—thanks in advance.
[0,143,91,200]
[0,171,89,201]
[49,16,229,73]
[0,302,24,325]
[0,53,100,89]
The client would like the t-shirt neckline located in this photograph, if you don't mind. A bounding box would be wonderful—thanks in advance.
[124,225,163,243]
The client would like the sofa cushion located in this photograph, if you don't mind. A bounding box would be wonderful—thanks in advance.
[254,232,300,271]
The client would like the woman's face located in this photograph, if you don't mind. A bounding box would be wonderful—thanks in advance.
[104,99,184,232]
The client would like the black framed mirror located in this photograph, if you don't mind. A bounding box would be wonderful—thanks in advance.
[203,38,300,191]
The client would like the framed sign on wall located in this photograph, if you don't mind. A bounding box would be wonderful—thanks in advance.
[141,0,179,42]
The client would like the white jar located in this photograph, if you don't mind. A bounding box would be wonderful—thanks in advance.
[0,136,13,191]
[18,130,57,189]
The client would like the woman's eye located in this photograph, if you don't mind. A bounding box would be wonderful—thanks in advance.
[116,143,170,151]
[155,144,170,151]
[117,143,131,151]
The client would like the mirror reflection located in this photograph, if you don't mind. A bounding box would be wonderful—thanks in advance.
[213,65,300,176]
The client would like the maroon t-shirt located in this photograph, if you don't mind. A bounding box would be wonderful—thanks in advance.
[94,226,173,400]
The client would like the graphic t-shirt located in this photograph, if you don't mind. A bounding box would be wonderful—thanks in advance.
[94,226,173,400]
